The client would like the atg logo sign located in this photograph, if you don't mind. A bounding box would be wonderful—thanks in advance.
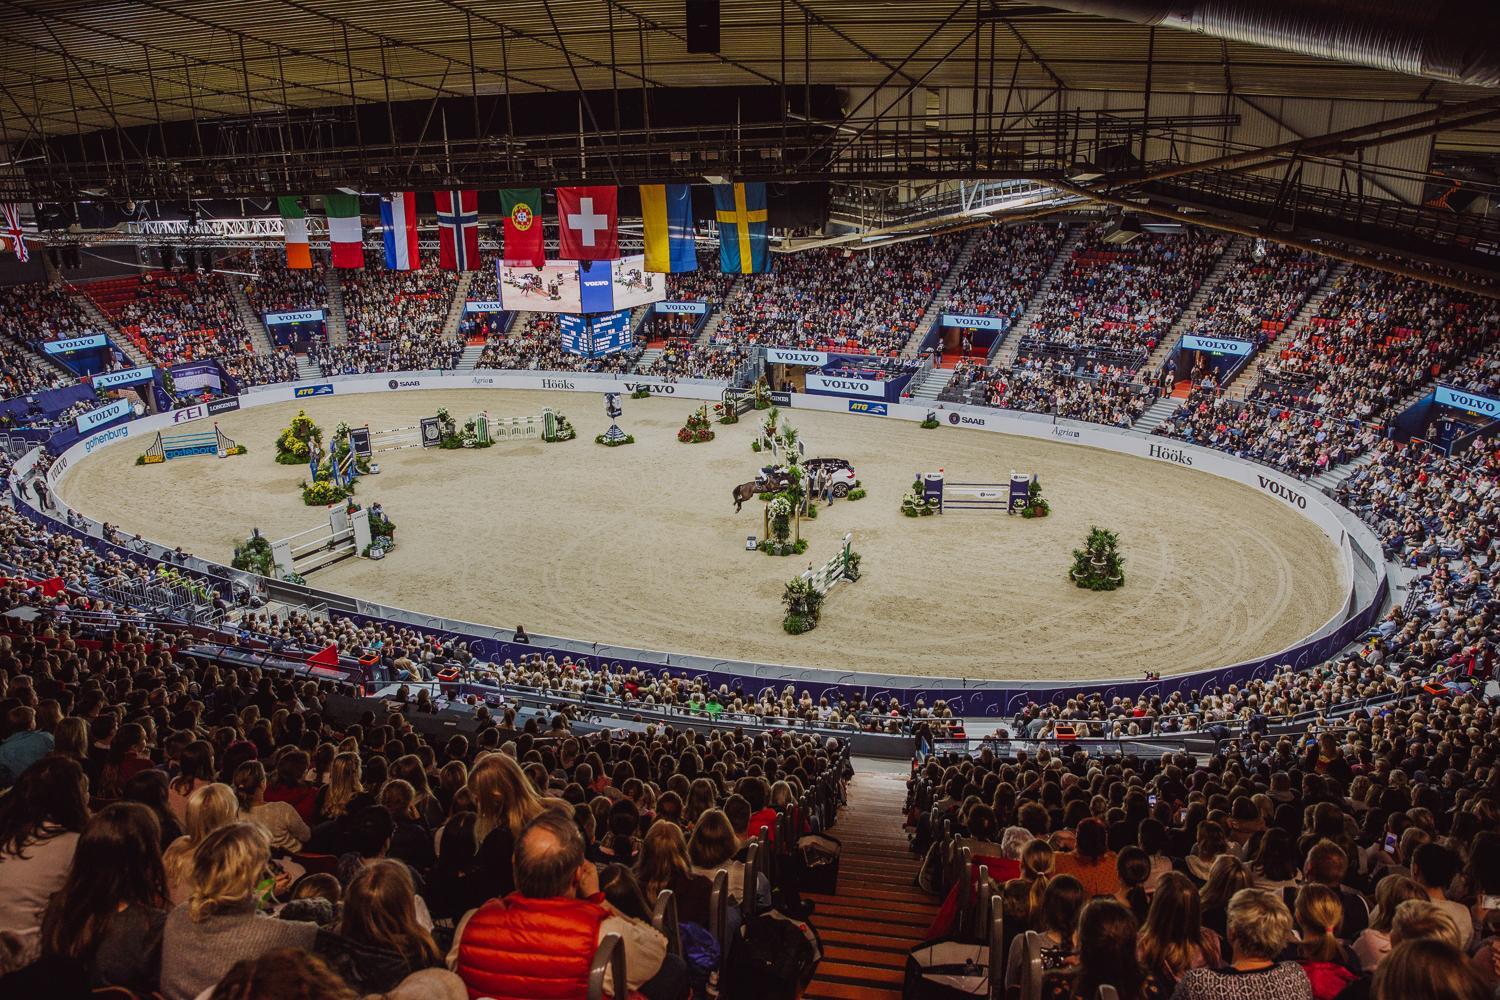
[848,400,887,416]
[294,383,335,398]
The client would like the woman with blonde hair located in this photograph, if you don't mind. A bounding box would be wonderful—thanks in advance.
[637,819,712,927]
[1293,884,1357,1000]
[159,823,317,1000]
[1021,836,1056,918]
[467,753,546,897]
[316,859,443,993]
[162,782,239,904]
[1372,939,1489,1000]
[315,752,364,823]
[1353,874,1426,971]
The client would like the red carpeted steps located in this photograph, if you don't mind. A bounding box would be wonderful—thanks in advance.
[805,771,934,1000]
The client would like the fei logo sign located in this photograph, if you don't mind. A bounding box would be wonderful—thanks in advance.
[172,405,205,423]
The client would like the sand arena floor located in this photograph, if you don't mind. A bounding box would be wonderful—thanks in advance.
[57,389,1346,681]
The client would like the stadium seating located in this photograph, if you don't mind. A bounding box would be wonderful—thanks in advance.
[326,262,463,374]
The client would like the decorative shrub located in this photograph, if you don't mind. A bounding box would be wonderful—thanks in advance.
[901,479,939,517]
[920,415,940,429]
[275,410,322,465]
[545,412,577,442]
[781,576,826,634]
[631,386,652,399]
[677,405,715,444]
[1019,479,1050,518]
[595,433,635,447]
[301,478,353,507]
[847,488,867,501]
[1069,526,1125,590]
[230,533,276,577]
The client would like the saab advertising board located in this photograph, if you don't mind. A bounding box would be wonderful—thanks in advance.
[43,334,107,355]
[1435,385,1500,418]
[92,365,155,390]
[263,309,326,326]
[76,398,132,432]
[1181,335,1253,356]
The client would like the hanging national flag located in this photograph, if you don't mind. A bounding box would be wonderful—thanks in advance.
[325,193,363,269]
[1,204,28,263]
[436,190,480,271]
[380,193,419,271]
[640,184,697,273]
[499,188,546,268]
[278,196,312,269]
[713,182,770,274]
[556,186,619,261]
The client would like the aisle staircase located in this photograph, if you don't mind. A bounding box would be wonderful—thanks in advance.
[1132,395,1183,434]
[908,366,957,402]
[1313,451,1376,493]
[324,270,350,346]
[989,226,1083,368]
[632,347,664,372]
[805,770,933,1000]
[456,343,486,371]
[1221,259,1350,400]
[695,281,739,347]
[229,279,276,355]
[902,230,979,356]
[295,355,321,380]
[441,272,475,339]
[1138,234,1248,376]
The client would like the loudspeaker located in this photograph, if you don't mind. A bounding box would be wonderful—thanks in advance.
[686,0,720,53]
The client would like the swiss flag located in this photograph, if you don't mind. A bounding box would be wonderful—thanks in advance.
[556,186,619,260]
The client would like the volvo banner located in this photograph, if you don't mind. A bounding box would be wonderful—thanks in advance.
[75,398,133,432]
[464,300,505,313]
[92,365,155,390]
[655,301,708,315]
[1181,335,1253,356]
[263,309,326,325]
[765,348,828,367]
[940,314,1007,331]
[805,373,883,397]
[43,334,108,355]
[1435,385,1500,418]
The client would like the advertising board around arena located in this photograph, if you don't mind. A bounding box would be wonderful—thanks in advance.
[806,373,883,397]
[765,348,828,367]
[92,365,155,390]
[207,396,241,416]
[294,383,335,398]
[1180,335,1253,356]
[75,398,133,432]
[172,404,205,424]
[463,300,505,314]
[848,400,888,416]
[1435,384,1500,418]
[769,391,793,407]
[43,334,107,355]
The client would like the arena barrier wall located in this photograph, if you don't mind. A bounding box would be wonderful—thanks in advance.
[26,369,1389,717]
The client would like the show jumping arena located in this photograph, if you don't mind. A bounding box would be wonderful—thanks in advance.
[55,388,1346,681]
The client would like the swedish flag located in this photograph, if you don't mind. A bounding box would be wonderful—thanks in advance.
[713,182,769,274]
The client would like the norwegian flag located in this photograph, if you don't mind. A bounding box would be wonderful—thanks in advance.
[436,190,480,271]
[2,204,29,263]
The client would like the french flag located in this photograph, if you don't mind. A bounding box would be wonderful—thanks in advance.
[381,192,419,270]
[436,189,480,271]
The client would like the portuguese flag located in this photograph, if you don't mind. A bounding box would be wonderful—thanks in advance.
[500,188,545,268]
[325,193,364,269]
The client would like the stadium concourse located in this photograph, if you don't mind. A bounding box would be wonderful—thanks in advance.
[8,1,1500,997]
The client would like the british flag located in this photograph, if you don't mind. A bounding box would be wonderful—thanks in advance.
[2,204,28,263]
[436,190,479,271]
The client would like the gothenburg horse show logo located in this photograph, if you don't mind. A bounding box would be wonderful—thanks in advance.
[510,203,535,231]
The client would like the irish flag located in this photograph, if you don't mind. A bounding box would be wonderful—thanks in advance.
[278,196,311,269]
[325,193,363,269]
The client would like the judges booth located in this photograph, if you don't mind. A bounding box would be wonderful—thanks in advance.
[264,309,327,349]
[1172,334,1255,385]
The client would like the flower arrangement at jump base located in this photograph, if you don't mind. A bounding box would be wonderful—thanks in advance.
[713,401,739,425]
[781,534,861,633]
[901,478,941,517]
[545,410,576,442]
[360,501,397,558]
[1019,479,1050,518]
[1070,526,1125,590]
[274,410,322,465]
[678,405,715,444]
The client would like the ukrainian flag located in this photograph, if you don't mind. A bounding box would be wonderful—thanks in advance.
[713,182,769,274]
[640,184,698,273]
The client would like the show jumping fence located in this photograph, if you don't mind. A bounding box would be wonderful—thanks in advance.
[140,424,240,463]
[350,419,442,456]
[271,504,372,578]
[475,409,552,443]
[922,472,1031,513]
[804,532,856,596]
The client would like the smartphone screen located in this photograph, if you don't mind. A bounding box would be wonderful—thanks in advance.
[1383,833,1398,854]
[1148,794,1158,807]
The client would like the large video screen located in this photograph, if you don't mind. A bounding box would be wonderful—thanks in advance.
[610,255,666,310]
[499,262,582,313]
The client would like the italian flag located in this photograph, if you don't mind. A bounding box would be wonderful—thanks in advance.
[278,196,311,269]
[325,193,363,269]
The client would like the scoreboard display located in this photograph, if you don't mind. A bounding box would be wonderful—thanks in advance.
[560,309,634,358]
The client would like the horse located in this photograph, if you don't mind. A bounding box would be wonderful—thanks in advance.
[733,471,792,512]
